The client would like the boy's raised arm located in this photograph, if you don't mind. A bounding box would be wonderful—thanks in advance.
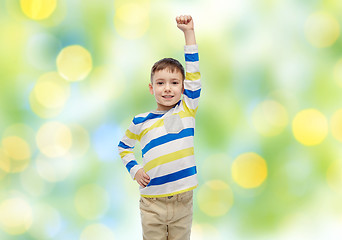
[176,15,196,45]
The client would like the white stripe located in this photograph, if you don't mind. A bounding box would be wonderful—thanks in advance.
[146,155,196,178]
[140,117,195,149]
[140,174,198,196]
[142,136,194,164]
[184,79,201,90]
[185,61,199,73]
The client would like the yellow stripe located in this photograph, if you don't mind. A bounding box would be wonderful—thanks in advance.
[138,107,196,141]
[126,129,139,140]
[139,119,165,140]
[186,72,200,81]
[182,101,198,117]
[144,147,194,172]
[141,185,198,198]
[119,150,133,158]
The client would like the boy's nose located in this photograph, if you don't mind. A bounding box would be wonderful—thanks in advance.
[164,84,171,91]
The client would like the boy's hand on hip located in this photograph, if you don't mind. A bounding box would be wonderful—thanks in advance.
[135,168,150,188]
[176,15,194,32]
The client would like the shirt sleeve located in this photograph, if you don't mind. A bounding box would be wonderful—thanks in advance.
[182,44,201,117]
[118,120,143,180]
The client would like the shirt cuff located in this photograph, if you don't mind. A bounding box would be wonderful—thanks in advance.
[184,45,198,54]
[130,164,144,180]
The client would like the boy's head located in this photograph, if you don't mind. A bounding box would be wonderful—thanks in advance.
[150,58,185,83]
[149,58,185,111]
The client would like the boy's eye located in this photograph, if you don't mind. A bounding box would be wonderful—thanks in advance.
[157,82,164,85]
[172,81,179,85]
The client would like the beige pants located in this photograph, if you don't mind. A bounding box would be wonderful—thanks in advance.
[140,191,193,240]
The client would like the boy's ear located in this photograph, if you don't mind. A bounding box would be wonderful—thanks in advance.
[149,83,154,95]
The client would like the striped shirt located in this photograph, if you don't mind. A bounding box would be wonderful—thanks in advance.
[118,45,201,198]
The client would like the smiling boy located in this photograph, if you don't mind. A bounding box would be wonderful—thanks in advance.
[118,15,201,240]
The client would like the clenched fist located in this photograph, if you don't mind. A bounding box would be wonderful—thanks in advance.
[176,15,194,32]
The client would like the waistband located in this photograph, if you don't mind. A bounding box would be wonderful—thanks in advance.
[142,190,193,201]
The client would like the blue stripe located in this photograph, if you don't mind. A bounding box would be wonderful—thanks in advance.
[147,166,197,186]
[133,113,164,125]
[118,141,132,149]
[183,89,201,99]
[142,128,194,156]
[185,53,199,62]
[126,160,138,172]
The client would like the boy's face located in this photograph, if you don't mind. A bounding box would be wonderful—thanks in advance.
[149,69,184,111]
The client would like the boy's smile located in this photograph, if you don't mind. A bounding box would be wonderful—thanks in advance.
[149,69,184,111]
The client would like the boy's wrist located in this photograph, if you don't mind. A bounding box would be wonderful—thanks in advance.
[183,30,196,45]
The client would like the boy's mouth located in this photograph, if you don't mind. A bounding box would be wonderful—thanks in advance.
[162,95,174,100]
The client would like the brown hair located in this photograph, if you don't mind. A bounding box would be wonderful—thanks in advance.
[150,58,185,83]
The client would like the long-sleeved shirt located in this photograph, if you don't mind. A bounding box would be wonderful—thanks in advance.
[118,44,201,198]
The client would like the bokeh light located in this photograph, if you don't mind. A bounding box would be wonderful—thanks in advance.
[74,184,110,220]
[80,224,115,240]
[114,2,150,39]
[36,121,72,158]
[0,149,10,179]
[0,198,33,235]
[252,100,288,137]
[232,152,267,189]
[31,72,70,109]
[331,109,342,142]
[292,109,328,146]
[20,0,57,20]
[197,180,234,217]
[1,136,31,173]
[56,45,93,81]
[68,124,90,159]
[305,12,340,48]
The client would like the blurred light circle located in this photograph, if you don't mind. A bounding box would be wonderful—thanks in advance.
[56,45,93,81]
[68,124,90,159]
[0,198,33,235]
[333,59,342,88]
[20,0,57,20]
[29,91,63,119]
[252,100,288,137]
[114,3,150,39]
[232,152,267,188]
[74,184,110,220]
[331,109,342,142]
[36,154,73,182]
[0,149,10,178]
[305,12,340,48]
[29,203,61,239]
[80,224,115,240]
[292,109,328,146]
[197,180,234,217]
[32,72,70,109]
[36,121,72,158]
[1,136,31,173]
[2,136,30,161]
[326,160,342,194]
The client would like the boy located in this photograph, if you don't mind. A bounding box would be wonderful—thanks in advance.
[118,15,201,240]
